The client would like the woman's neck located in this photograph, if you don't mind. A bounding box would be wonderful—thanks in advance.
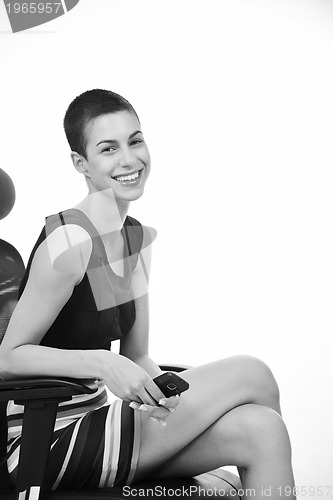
[73,188,130,243]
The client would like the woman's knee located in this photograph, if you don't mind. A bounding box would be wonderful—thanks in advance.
[235,355,280,408]
[232,404,292,466]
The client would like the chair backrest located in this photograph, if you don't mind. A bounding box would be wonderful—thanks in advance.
[0,167,25,343]
[0,239,25,343]
[0,238,25,491]
[0,168,26,491]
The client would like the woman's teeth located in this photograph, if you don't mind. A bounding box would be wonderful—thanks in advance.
[114,170,141,183]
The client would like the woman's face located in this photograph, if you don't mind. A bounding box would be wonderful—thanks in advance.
[82,110,151,201]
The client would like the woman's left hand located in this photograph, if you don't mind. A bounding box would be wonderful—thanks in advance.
[129,394,180,426]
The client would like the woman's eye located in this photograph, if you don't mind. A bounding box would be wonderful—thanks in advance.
[102,146,117,153]
[130,138,144,146]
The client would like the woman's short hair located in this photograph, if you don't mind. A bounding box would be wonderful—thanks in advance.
[63,89,139,159]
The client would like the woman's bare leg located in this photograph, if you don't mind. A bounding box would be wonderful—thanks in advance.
[131,356,295,499]
[143,404,295,500]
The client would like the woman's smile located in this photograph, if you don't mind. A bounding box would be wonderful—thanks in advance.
[111,167,144,185]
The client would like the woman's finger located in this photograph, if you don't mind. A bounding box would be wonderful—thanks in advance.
[129,402,170,419]
[158,394,180,411]
[143,405,170,419]
[146,405,172,419]
[150,417,167,427]
[129,401,142,411]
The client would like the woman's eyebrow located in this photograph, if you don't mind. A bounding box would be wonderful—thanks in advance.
[96,130,142,147]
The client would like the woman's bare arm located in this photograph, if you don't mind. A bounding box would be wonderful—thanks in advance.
[0,224,104,381]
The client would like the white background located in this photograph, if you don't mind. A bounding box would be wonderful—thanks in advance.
[1,0,332,491]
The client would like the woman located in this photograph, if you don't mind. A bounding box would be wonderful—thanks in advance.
[0,89,296,498]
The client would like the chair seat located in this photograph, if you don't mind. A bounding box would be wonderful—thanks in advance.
[1,468,241,499]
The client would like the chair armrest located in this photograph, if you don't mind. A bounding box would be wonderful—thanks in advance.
[0,377,99,403]
[159,363,192,372]
[0,362,189,404]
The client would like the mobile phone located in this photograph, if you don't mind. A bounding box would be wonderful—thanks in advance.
[153,371,190,398]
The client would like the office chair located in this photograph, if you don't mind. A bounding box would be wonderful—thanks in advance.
[0,168,241,499]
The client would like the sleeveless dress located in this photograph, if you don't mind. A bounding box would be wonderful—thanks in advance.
[6,208,144,489]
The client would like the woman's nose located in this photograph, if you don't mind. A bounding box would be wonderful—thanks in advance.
[118,147,136,167]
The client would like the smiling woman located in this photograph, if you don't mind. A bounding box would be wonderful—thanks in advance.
[64,91,151,205]
[0,89,296,499]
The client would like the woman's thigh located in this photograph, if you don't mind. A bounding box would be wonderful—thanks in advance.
[136,403,286,482]
[133,355,280,480]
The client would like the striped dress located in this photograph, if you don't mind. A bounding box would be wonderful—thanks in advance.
[6,209,145,489]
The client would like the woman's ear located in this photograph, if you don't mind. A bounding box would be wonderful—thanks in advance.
[70,151,90,178]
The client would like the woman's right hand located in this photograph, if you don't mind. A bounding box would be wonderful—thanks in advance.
[100,351,167,408]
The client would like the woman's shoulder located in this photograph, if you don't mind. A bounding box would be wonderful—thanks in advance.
[17,210,94,298]
[41,209,93,275]
[45,208,95,238]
